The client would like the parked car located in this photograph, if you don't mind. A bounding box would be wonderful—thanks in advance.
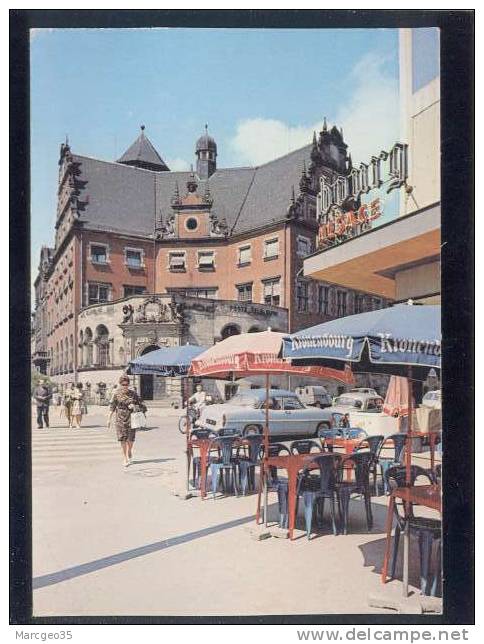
[422,390,441,410]
[295,385,332,408]
[198,388,333,437]
[346,387,379,397]
[325,391,384,416]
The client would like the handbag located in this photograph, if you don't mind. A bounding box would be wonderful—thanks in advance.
[130,410,146,429]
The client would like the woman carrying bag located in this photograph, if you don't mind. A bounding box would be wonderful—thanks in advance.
[107,375,147,468]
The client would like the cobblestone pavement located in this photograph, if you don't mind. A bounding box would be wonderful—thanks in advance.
[32,405,440,617]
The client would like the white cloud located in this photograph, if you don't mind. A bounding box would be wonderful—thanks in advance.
[166,157,190,171]
[335,53,399,165]
[231,118,319,166]
[229,52,398,167]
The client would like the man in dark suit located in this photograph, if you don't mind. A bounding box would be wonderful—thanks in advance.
[33,379,51,429]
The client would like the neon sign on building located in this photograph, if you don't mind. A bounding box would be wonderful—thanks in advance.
[316,142,408,248]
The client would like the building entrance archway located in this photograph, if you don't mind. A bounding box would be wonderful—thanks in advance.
[139,344,159,400]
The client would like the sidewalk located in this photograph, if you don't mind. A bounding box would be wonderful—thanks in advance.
[32,408,441,617]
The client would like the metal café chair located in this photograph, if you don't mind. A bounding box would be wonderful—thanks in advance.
[384,465,441,596]
[335,451,374,534]
[295,453,342,539]
[209,435,242,498]
[237,434,264,495]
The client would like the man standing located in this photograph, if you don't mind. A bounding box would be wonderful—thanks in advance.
[34,379,51,429]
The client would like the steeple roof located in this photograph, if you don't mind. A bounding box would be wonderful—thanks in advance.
[117,125,170,172]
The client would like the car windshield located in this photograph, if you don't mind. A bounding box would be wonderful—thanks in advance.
[228,394,259,408]
[334,396,361,408]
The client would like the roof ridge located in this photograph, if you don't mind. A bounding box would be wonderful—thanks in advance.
[252,143,312,169]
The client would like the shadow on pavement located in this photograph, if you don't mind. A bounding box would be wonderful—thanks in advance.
[131,458,175,465]
[33,513,255,590]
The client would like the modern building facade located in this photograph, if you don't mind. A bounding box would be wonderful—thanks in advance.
[32,122,391,398]
[303,28,441,306]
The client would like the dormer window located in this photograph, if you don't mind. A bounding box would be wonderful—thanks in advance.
[198,251,215,271]
[125,248,144,269]
[169,252,186,272]
[90,243,109,265]
[264,238,279,260]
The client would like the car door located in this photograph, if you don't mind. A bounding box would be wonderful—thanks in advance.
[263,395,286,436]
[282,395,309,434]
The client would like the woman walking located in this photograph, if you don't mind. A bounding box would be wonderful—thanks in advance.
[107,375,147,467]
[63,383,75,428]
[71,383,85,429]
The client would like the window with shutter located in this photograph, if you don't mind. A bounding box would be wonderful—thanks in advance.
[169,252,186,271]
[238,245,252,266]
[198,251,215,270]
[125,248,143,268]
[262,278,281,306]
[264,238,279,260]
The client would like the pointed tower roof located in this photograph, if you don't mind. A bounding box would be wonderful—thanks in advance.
[117,125,170,172]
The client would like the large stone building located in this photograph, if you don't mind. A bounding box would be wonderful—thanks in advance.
[32,122,390,399]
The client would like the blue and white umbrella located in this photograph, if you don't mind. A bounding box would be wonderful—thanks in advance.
[284,302,441,597]
[283,303,441,376]
[127,344,209,377]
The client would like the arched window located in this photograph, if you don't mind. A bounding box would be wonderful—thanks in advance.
[84,327,93,366]
[78,330,84,367]
[69,334,74,371]
[95,324,110,367]
[118,346,125,366]
[221,324,241,340]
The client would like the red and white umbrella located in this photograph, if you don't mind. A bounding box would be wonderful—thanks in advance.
[190,328,354,467]
[382,375,413,418]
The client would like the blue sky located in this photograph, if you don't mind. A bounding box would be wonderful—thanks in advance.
[30,27,399,280]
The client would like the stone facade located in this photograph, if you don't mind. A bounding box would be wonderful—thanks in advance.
[73,293,289,402]
[33,124,392,393]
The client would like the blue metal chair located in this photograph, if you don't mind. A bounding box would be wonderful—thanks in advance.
[377,433,407,495]
[296,453,342,539]
[335,451,374,534]
[290,439,323,455]
[384,465,441,596]
[209,435,241,498]
[262,443,290,528]
[190,428,217,490]
[354,434,385,495]
[237,434,264,495]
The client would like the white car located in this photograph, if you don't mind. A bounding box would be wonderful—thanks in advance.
[326,391,384,416]
[347,387,379,397]
[422,390,441,410]
[198,389,333,437]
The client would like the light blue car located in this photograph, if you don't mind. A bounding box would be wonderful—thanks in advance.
[198,388,333,437]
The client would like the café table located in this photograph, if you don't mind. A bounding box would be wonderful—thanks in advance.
[256,452,343,540]
[381,484,441,596]
[188,436,250,499]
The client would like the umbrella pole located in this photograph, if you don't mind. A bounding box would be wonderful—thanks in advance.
[263,372,270,527]
[185,376,191,493]
[403,367,414,597]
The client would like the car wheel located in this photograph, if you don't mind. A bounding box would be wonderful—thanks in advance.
[314,401,322,408]
[315,421,331,437]
[244,424,262,437]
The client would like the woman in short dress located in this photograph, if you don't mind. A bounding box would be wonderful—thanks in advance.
[71,383,85,429]
[107,375,147,467]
